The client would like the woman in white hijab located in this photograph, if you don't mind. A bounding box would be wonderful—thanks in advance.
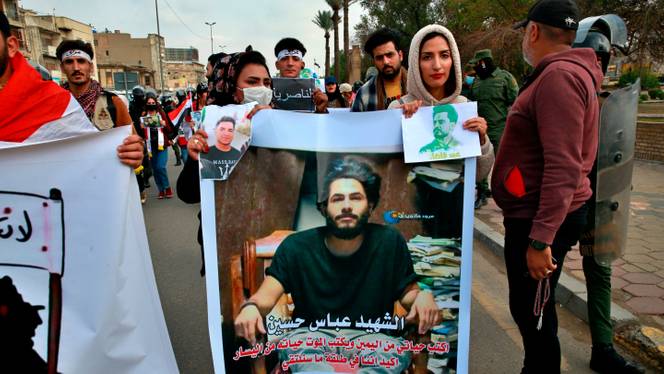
[389,24,494,178]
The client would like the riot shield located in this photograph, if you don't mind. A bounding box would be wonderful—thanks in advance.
[582,80,639,266]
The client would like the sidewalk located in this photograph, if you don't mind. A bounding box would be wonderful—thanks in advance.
[474,160,664,368]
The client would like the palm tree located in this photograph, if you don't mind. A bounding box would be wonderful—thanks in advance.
[326,0,342,79]
[343,0,350,82]
[312,10,333,77]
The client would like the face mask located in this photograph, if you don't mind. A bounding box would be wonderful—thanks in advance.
[464,76,475,85]
[146,104,157,111]
[242,86,273,106]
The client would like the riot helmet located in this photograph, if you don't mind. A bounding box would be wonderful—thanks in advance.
[196,82,208,94]
[131,85,146,105]
[175,89,187,105]
[145,88,158,101]
[573,30,611,74]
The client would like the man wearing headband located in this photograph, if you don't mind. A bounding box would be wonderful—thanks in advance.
[57,39,133,132]
[0,12,142,169]
[273,37,328,113]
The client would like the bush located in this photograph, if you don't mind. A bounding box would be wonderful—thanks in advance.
[649,89,664,100]
[619,69,661,90]
[640,93,650,102]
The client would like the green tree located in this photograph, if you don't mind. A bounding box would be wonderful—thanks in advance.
[326,0,343,79]
[313,10,334,77]
[355,0,530,78]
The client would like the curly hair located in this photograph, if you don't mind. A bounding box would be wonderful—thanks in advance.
[318,157,381,212]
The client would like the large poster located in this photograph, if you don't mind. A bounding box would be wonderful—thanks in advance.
[0,127,177,373]
[200,108,477,373]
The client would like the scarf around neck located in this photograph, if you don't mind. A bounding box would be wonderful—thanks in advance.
[64,79,102,120]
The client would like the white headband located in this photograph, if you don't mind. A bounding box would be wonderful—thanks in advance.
[277,49,303,61]
[62,49,92,62]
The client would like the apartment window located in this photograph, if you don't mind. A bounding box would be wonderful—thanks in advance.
[105,50,109,56]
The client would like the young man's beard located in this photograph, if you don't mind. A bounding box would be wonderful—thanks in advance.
[380,64,400,80]
[325,210,371,240]
[0,44,8,78]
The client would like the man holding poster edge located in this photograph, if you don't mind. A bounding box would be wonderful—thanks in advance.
[234,157,440,372]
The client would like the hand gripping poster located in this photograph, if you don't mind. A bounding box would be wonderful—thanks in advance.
[199,106,479,373]
[0,127,177,373]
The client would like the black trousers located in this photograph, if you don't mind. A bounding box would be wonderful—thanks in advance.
[503,205,587,374]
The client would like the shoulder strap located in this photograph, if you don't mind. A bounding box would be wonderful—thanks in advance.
[103,91,118,125]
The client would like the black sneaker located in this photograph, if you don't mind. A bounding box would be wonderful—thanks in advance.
[590,344,645,374]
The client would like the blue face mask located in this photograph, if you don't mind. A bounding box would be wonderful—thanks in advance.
[464,76,475,85]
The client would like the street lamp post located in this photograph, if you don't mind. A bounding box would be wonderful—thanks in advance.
[155,0,165,92]
[205,21,216,55]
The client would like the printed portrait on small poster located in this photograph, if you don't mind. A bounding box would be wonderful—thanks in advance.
[140,114,162,128]
[198,103,255,180]
[402,102,481,163]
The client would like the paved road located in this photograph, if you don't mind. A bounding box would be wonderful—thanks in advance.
[143,161,634,373]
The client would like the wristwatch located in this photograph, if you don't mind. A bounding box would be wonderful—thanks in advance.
[529,239,549,251]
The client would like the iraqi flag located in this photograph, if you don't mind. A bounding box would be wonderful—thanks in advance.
[0,52,95,146]
[168,96,192,131]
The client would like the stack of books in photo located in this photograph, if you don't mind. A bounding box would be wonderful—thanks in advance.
[408,236,461,373]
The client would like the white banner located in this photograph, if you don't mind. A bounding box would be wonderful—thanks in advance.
[250,105,482,159]
[201,108,478,374]
[250,108,404,153]
[0,127,177,373]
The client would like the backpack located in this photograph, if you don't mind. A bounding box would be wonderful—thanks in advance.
[92,91,118,131]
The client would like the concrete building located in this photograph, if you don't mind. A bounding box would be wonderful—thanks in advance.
[165,47,199,62]
[94,30,165,91]
[1,3,97,84]
[21,10,97,84]
[1,0,28,55]
[165,60,205,90]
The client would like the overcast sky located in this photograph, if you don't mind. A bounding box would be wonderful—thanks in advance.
[20,0,364,78]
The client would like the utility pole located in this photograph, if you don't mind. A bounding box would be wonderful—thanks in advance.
[155,0,165,92]
[205,22,216,55]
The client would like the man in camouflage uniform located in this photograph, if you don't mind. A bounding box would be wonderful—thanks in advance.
[469,49,518,208]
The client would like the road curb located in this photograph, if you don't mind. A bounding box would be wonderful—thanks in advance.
[473,218,638,325]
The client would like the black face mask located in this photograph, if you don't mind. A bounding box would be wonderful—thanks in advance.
[474,59,496,79]
[146,104,157,111]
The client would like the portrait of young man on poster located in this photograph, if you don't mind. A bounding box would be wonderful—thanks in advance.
[232,156,467,372]
[199,116,244,180]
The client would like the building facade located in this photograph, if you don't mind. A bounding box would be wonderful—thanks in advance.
[165,47,199,62]
[165,60,205,90]
[94,30,165,91]
[22,10,97,84]
[2,2,97,84]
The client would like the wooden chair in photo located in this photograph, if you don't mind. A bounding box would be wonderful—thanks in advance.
[231,231,430,374]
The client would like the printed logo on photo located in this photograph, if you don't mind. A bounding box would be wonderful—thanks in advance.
[383,210,434,224]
